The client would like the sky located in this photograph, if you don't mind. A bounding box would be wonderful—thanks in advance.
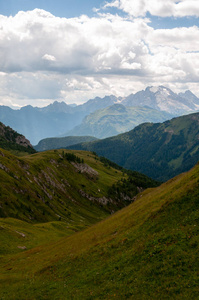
[0,0,199,108]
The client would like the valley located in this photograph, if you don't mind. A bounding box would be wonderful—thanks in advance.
[0,150,198,299]
[1,1,199,298]
[0,86,199,299]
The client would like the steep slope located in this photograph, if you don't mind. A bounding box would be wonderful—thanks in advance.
[0,157,198,299]
[123,86,199,115]
[0,149,118,224]
[0,148,158,223]
[66,104,173,139]
[179,90,199,106]
[68,112,199,181]
[0,122,36,154]
[34,135,98,151]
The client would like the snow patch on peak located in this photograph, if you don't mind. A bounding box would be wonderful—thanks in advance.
[149,86,160,93]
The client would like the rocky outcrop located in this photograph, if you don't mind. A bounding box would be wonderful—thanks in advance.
[71,162,99,179]
[0,121,35,152]
[15,135,33,148]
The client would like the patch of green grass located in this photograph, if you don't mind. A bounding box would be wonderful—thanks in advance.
[0,162,198,299]
[0,218,73,256]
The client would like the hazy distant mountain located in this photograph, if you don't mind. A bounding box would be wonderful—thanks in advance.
[68,112,199,181]
[0,96,119,144]
[40,101,75,113]
[66,104,173,139]
[34,136,98,151]
[178,90,199,106]
[75,95,118,114]
[1,86,199,144]
[123,86,199,115]
[0,104,81,145]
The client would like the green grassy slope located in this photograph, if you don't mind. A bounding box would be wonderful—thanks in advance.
[0,148,126,224]
[0,161,198,299]
[68,112,199,181]
[0,148,158,254]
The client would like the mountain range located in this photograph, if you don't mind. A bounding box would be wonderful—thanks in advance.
[123,86,199,115]
[1,86,199,144]
[65,104,173,139]
[68,111,199,182]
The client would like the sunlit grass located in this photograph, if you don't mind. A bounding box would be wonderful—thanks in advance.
[0,162,198,299]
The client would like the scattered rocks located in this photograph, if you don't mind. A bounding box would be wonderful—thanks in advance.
[72,162,99,178]
[79,189,113,206]
[0,150,5,157]
[17,246,27,250]
[0,163,9,172]
[15,231,26,237]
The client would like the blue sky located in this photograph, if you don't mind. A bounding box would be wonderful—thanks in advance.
[0,0,199,107]
[0,0,102,18]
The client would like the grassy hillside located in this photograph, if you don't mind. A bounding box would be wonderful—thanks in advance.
[0,148,126,224]
[34,135,98,151]
[66,104,173,139]
[0,148,158,253]
[68,112,199,181]
[0,157,198,299]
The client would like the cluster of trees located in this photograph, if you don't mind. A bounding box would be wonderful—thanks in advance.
[62,151,84,164]
[108,171,160,201]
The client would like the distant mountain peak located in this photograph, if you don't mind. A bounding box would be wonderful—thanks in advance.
[148,86,172,95]
[178,90,199,106]
[50,101,68,107]
[123,85,198,115]
[43,100,73,113]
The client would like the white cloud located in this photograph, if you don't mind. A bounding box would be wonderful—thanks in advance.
[104,0,199,17]
[42,54,56,61]
[0,8,199,107]
[149,26,199,52]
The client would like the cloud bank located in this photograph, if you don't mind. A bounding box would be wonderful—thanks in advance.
[104,0,199,17]
[0,5,199,107]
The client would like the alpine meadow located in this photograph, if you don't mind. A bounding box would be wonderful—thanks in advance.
[1,0,199,299]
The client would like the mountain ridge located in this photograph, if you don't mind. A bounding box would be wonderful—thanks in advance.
[65,104,173,139]
[34,135,98,151]
[67,111,199,181]
[1,86,199,144]
[0,121,36,154]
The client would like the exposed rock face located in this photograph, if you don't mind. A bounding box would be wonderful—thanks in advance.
[78,189,113,206]
[15,135,32,148]
[0,121,34,149]
[71,162,99,179]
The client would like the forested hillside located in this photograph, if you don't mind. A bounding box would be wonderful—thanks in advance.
[68,112,199,181]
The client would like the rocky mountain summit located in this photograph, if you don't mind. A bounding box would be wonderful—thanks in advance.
[123,86,199,115]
